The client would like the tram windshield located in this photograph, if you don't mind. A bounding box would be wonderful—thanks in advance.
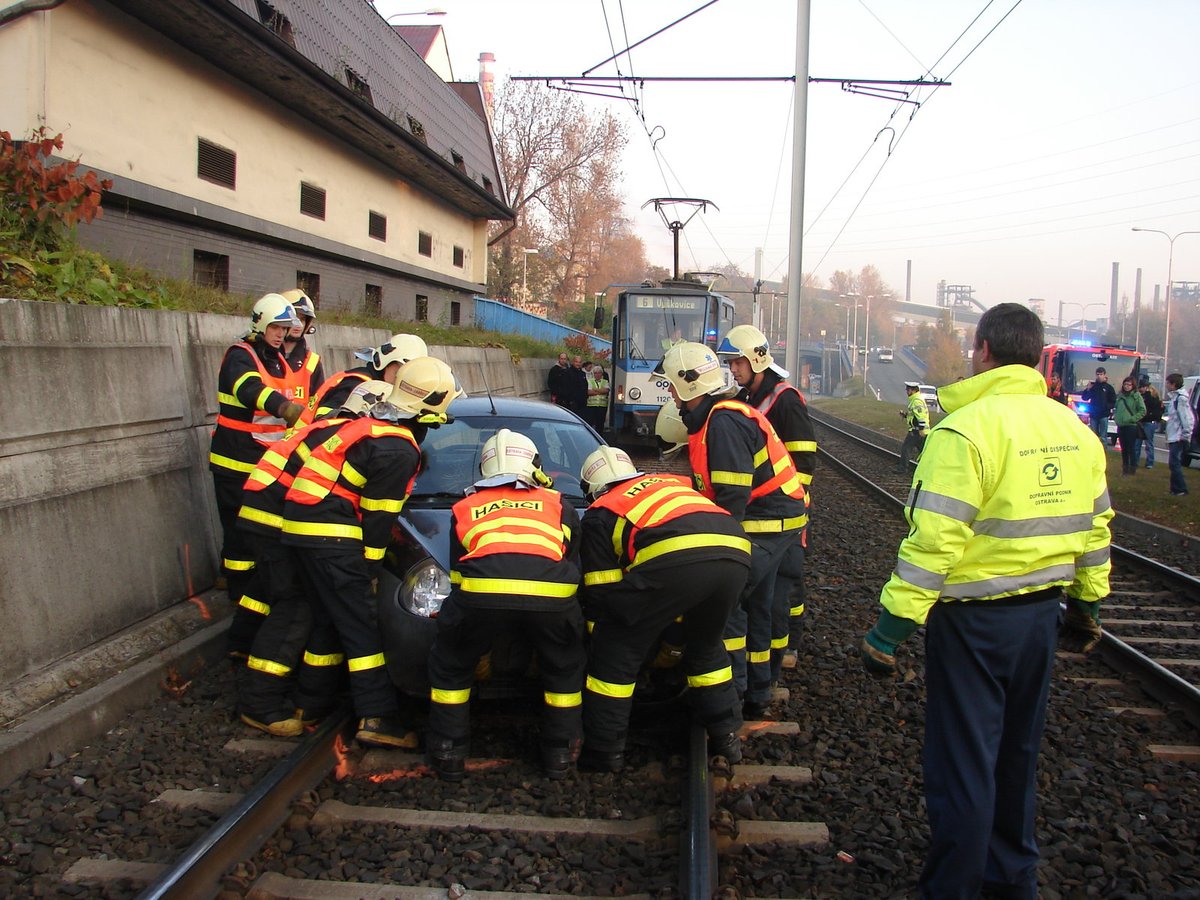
[1056,349,1139,394]
[621,293,717,361]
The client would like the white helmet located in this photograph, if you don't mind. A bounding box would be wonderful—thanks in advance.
[280,289,317,334]
[716,324,772,374]
[339,379,398,419]
[579,446,642,497]
[653,341,726,402]
[480,428,551,487]
[249,293,301,336]
[356,333,429,371]
[654,402,688,455]
[389,356,463,422]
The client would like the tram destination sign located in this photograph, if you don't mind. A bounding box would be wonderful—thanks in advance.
[633,295,702,311]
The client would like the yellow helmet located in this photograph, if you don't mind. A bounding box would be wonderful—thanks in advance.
[716,324,772,373]
[249,293,300,336]
[390,356,463,422]
[280,289,317,333]
[480,428,551,487]
[653,341,726,402]
[339,379,397,418]
[654,402,688,455]
[579,446,641,497]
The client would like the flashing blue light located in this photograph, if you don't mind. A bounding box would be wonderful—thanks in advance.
[1069,339,1094,348]
[705,328,717,338]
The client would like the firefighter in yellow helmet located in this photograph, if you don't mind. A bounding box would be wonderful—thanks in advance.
[281,357,460,749]
[278,289,325,415]
[299,333,430,426]
[425,429,585,781]
[211,293,307,657]
[717,324,817,675]
[861,303,1112,897]
[654,342,807,720]
[576,446,751,772]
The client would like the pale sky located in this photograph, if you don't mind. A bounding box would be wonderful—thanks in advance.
[375,0,1200,319]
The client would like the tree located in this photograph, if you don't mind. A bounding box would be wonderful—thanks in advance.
[926,311,967,384]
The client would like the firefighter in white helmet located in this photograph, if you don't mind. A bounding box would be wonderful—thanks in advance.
[576,446,751,772]
[299,333,430,426]
[281,358,460,749]
[211,293,308,658]
[278,289,325,414]
[654,342,808,720]
[425,429,585,781]
[717,324,817,679]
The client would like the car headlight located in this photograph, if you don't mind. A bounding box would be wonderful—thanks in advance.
[400,558,451,617]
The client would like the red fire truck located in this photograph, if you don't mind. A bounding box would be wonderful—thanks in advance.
[1039,342,1142,439]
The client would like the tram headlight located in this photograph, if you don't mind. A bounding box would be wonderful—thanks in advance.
[628,387,642,401]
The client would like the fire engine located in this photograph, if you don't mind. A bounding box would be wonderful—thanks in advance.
[1039,341,1141,433]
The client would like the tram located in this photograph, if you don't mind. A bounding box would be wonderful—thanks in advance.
[1038,341,1142,426]
[599,279,737,442]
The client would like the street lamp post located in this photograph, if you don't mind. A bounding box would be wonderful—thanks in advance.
[382,8,447,22]
[1132,228,1200,375]
[521,248,538,301]
[1059,302,1107,342]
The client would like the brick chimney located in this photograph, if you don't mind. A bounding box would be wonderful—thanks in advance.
[479,52,495,118]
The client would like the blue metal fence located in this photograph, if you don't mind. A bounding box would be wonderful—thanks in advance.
[473,297,612,354]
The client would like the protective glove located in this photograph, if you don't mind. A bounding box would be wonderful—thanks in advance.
[651,642,685,669]
[279,400,305,427]
[861,609,920,678]
[1060,598,1103,653]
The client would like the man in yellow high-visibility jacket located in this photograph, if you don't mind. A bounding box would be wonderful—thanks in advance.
[861,303,1112,899]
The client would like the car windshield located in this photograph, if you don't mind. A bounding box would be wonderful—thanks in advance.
[411,414,602,503]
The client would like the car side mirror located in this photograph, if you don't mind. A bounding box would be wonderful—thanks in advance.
[593,306,605,330]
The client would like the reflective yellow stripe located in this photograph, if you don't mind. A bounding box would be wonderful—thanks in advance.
[545,691,582,708]
[796,471,813,486]
[471,531,564,555]
[360,496,405,513]
[463,515,565,548]
[246,469,276,488]
[224,557,256,571]
[791,603,805,617]
[238,595,270,616]
[303,650,344,667]
[210,452,256,473]
[282,520,364,541]
[341,461,367,487]
[724,635,746,651]
[687,665,733,688]
[627,484,696,520]
[748,649,771,663]
[639,494,716,527]
[254,386,275,410]
[364,545,386,561]
[347,652,386,672]
[450,570,462,584]
[753,446,769,468]
[584,568,624,586]
[711,470,754,486]
[247,655,290,676]
[306,456,341,483]
[786,440,817,453]
[260,447,288,468]
[238,505,284,530]
[632,533,751,568]
[742,515,808,533]
[231,370,261,395]
[430,687,472,705]
[611,518,626,561]
[457,577,577,598]
[770,636,788,650]
[218,390,245,408]
[586,675,636,698]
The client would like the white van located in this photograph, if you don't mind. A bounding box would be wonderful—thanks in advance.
[918,384,939,413]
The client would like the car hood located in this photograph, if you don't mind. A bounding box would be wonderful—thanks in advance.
[398,506,453,571]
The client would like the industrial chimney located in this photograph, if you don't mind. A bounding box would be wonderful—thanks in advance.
[479,52,495,119]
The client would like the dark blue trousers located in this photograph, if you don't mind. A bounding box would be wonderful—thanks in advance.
[918,593,1059,900]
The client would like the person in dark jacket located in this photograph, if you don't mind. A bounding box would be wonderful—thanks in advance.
[1081,366,1116,446]
[547,352,571,407]
[425,429,585,781]
[567,355,589,414]
[577,446,750,772]
[717,324,817,677]
[1135,374,1163,468]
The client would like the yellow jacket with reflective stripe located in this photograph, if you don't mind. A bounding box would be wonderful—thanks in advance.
[880,364,1112,624]
[905,393,929,431]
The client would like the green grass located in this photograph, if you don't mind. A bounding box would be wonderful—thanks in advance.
[811,396,1199,536]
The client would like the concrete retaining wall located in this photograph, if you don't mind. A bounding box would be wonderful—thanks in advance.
[0,298,554,688]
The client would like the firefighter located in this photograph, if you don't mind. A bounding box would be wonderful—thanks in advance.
[279,289,325,407]
[717,324,817,675]
[425,430,585,781]
[898,382,929,473]
[654,342,807,720]
[234,387,389,736]
[299,333,429,426]
[281,357,461,748]
[211,293,307,658]
[577,446,751,772]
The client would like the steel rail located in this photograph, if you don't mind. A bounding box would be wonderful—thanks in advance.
[680,724,716,898]
[135,711,353,900]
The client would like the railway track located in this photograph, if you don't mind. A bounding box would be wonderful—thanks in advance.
[811,410,1200,730]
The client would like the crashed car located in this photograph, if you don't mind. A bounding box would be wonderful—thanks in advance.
[378,395,604,697]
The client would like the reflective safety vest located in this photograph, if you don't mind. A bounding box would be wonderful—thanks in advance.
[215,341,304,445]
[906,393,929,432]
[299,369,371,426]
[881,364,1113,624]
[450,485,578,602]
[238,417,351,534]
[282,417,420,542]
[688,400,807,522]
[587,474,750,578]
[587,373,609,408]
